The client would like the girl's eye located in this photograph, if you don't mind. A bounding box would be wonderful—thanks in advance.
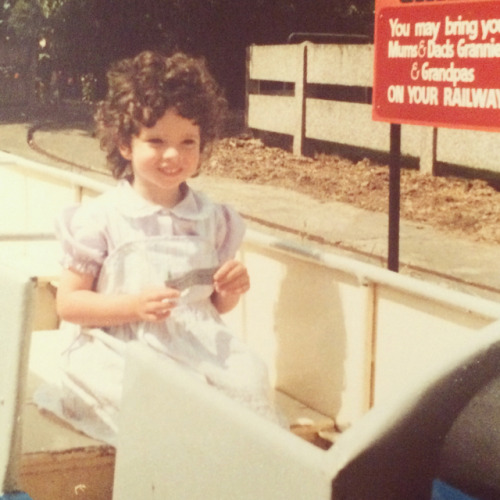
[148,138,163,145]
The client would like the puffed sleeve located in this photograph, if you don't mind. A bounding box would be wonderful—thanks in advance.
[215,204,246,263]
[55,203,108,277]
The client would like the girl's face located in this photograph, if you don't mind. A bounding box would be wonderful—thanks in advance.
[120,108,201,207]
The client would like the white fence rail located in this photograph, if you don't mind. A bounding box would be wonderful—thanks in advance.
[246,43,500,175]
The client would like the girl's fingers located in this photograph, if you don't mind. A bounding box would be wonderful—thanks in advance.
[141,288,180,321]
[160,296,178,307]
[145,301,175,322]
[215,273,250,295]
[215,262,248,283]
[213,260,241,280]
[144,288,180,304]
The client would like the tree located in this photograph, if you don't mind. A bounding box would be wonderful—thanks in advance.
[0,1,13,37]
[38,0,64,17]
[7,0,45,41]
[4,0,376,106]
[171,0,374,104]
[50,0,178,96]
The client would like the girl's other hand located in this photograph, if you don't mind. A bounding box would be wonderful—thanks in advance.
[134,287,180,322]
[213,260,250,298]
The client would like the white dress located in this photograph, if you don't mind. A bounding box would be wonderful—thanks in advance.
[38,180,279,444]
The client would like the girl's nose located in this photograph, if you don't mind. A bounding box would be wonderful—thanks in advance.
[162,146,179,160]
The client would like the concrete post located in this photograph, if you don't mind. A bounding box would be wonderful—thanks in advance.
[420,127,437,175]
[244,46,251,133]
[293,43,308,156]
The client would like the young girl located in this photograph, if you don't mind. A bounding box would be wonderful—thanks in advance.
[44,51,280,444]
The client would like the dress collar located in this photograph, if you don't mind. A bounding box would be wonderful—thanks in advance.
[114,180,212,220]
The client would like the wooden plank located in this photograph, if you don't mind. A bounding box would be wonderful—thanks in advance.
[19,448,115,500]
[32,277,59,331]
[19,373,115,500]
[276,390,339,449]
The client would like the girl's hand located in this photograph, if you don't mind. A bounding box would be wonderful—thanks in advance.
[213,260,250,298]
[57,268,181,327]
[133,287,180,323]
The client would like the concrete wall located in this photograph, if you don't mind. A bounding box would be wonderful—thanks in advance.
[247,43,500,176]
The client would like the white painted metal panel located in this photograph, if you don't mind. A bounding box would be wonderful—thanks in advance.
[0,240,61,279]
[1,163,77,234]
[113,343,332,500]
[373,284,492,405]
[0,264,35,493]
[234,244,370,422]
[0,153,110,276]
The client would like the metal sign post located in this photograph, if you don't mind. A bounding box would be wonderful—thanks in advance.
[388,123,401,272]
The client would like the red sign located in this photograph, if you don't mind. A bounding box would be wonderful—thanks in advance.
[373,0,500,131]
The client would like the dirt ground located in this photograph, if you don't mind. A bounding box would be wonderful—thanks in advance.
[206,135,500,245]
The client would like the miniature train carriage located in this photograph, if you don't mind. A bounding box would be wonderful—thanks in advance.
[3,151,500,499]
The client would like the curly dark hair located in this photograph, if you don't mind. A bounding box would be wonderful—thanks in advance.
[95,51,227,179]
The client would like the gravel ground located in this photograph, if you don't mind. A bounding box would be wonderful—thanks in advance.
[206,135,500,245]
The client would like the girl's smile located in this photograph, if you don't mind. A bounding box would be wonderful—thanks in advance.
[119,108,201,207]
